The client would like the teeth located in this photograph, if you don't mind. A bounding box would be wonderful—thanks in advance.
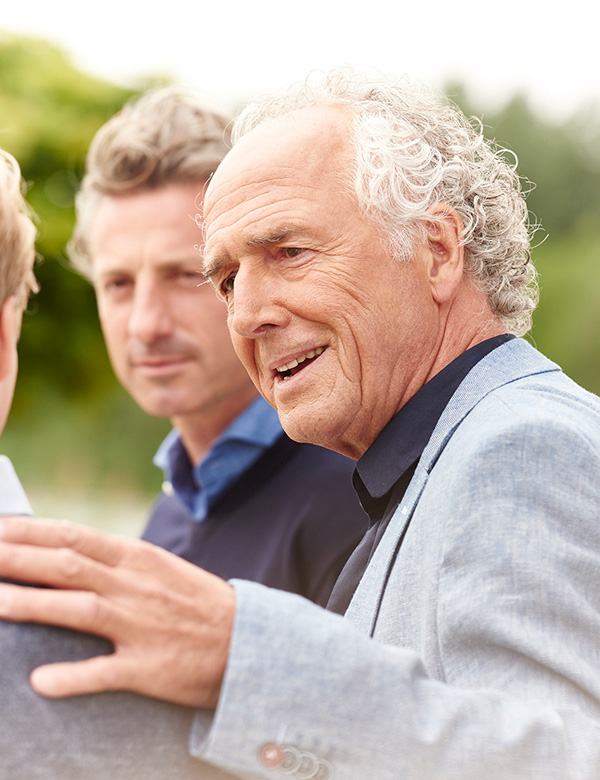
[276,346,324,373]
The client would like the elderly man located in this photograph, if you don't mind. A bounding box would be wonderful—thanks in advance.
[0,148,234,779]
[1,70,600,779]
[69,86,366,603]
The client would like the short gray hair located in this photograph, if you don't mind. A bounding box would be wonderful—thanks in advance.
[0,149,38,310]
[232,69,538,336]
[70,86,232,278]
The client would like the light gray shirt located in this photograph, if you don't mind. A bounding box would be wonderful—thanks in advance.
[0,455,33,515]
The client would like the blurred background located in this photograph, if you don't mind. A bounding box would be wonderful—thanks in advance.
[1,2,599,535]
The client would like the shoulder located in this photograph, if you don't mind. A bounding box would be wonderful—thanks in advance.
[283,438,357,479]
[457,369,600,457]
[421,369,600,559]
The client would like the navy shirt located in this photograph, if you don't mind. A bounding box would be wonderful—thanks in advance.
[143,432,369,607]
[327,335,514,614]
[154,398,283,522]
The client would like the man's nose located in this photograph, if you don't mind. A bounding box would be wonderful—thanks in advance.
[227,264,290,339]
[127,281,173,343]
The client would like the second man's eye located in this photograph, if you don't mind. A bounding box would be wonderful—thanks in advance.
[105,278,132,291]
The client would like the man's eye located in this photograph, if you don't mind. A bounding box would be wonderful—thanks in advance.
[220,274,236,294]
[282,247,304,259]
[105,278,131,292]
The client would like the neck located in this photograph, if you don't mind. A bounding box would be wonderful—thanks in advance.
[172,391,259,465]
[424,281,507,383]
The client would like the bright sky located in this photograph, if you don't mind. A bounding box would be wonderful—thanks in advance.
[2,1,597,121]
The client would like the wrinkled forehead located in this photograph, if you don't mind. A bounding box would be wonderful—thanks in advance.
[204,105,353,229]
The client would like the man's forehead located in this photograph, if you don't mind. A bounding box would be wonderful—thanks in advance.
[205,105,351,214]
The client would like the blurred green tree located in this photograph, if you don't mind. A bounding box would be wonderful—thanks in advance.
[0,33,135,404]
[446,82,600,235]
[0,35,598,513]
[0,33,171,501]
[447,81,600,395]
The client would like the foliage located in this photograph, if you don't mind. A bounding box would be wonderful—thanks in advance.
[0,33,143,403]
[447,81,600,395]
[1,33,599,505]
[530,215,600,389]
[0,33,171,498]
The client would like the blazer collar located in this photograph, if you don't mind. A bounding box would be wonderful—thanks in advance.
[345,338,561,634]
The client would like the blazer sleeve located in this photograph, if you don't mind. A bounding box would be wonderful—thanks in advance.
[190,582,600,779]
[187,397,600,779]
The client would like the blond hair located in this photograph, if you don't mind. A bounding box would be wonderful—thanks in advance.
[0,149,38,310]
[69,86,232,278]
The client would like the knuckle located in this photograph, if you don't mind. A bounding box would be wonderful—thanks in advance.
[56,547,84,580]
[79,590,104,626]
[0,583,16,612]
[124,538,165,573]
[57,520,86,551]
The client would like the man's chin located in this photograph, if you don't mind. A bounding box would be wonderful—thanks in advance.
[131,393,180,420]
[278,410,338,450]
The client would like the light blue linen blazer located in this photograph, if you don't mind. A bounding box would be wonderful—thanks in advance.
[191,339,600,779]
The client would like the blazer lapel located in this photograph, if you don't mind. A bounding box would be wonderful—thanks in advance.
[344,339,561,636]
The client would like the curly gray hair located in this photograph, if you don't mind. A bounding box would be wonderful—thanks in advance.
[0,149,38,311]
[69,86,232,278]
[232,69,538,336]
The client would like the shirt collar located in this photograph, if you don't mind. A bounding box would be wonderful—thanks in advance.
[217,395,283,448]
[0,455,33,516]
[153,396,281,472]
[355,335,515,506]
[153,397,283,522]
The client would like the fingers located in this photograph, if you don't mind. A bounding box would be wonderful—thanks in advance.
[0,581,119,636]
[0,541,113,592]
[0,516,196,593]
[0,516,236,708]
[13,573,236,707]
[0,516,128,566]
[31,655,125,699]
[29,635,228,707]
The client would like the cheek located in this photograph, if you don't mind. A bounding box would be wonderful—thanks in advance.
[98,299,126,332]
[101,321,127,362]
[98,314,130,366]
[230,334,257,377]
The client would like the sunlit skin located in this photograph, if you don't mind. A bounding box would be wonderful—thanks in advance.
[203,106,503,459]
[89,183,258,462]
[0,296,22,432]
[0,107,504,708]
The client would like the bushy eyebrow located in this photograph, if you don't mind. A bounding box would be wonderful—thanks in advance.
[246,227,301,248]
[202,252,228,284]
[203,225,303,283]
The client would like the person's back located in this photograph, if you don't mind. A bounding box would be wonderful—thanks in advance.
[0,623,212,780]
[0,148,233,779]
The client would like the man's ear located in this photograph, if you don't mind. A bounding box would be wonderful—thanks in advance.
[423,204,465,305]
[0,296,19,381]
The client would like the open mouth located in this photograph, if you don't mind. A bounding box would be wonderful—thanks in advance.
[275,346,326,381]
